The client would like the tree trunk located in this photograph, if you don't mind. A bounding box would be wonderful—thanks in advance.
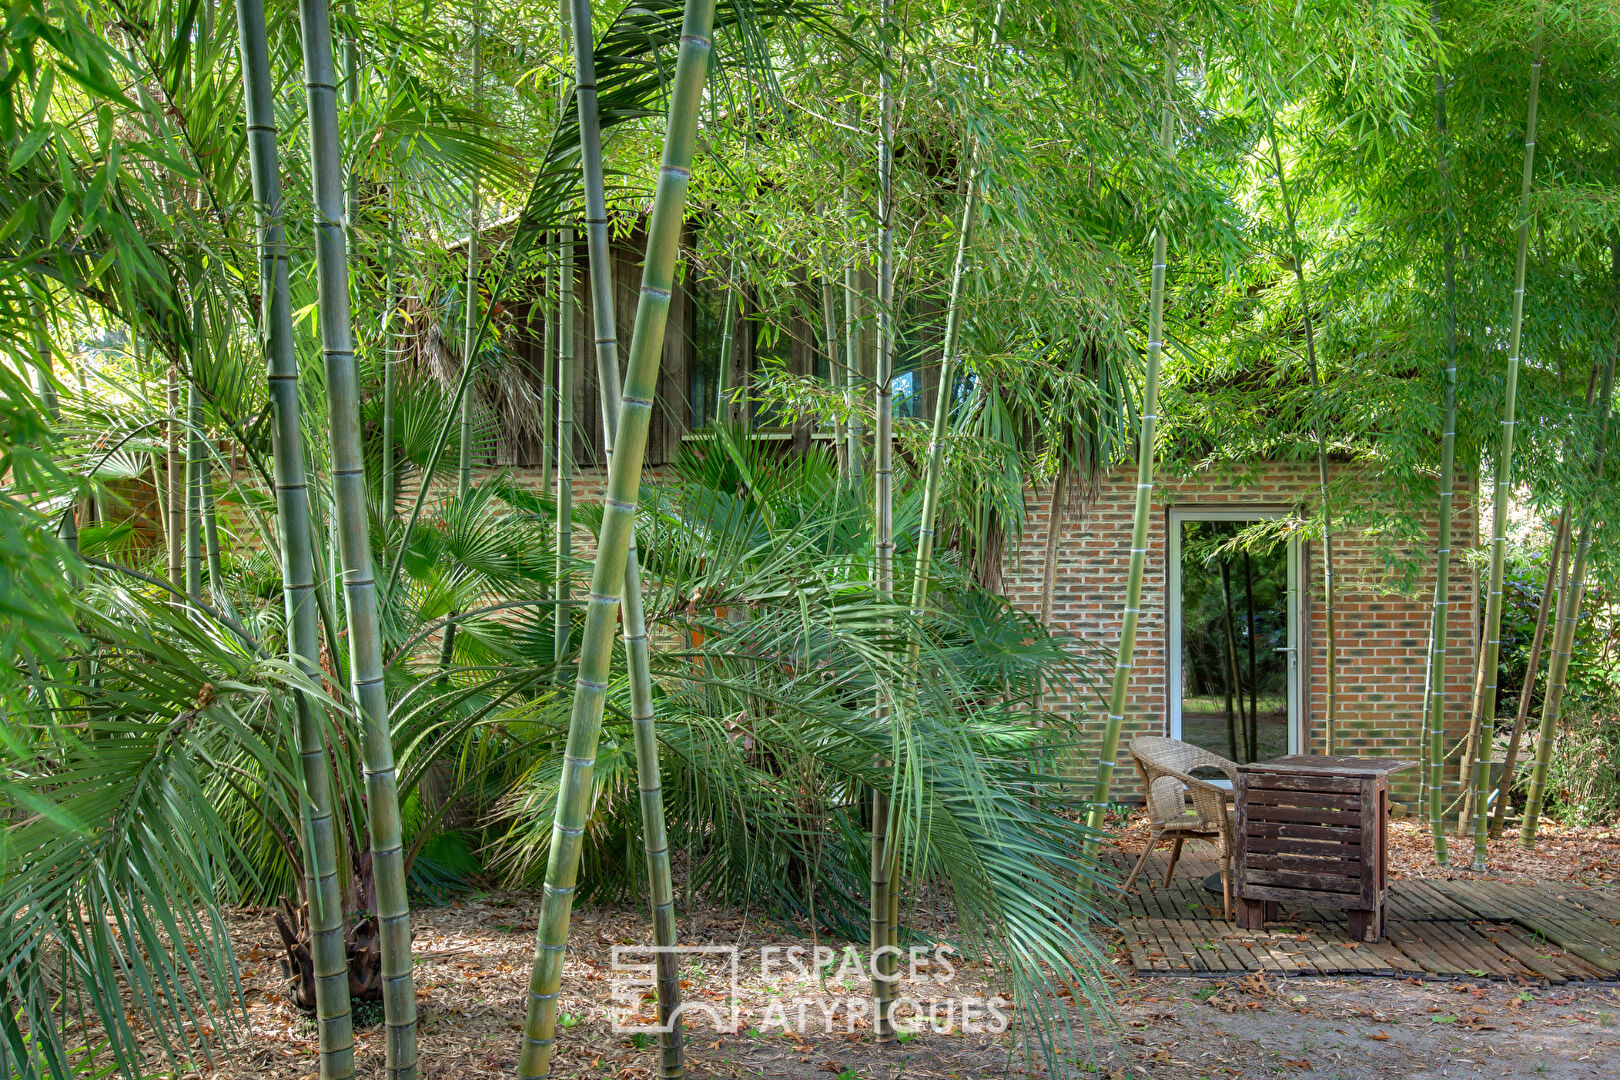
[294,0,417,1071]
[1086,42,1177,841]
[235,0,356,1073]
[517,4,715,1073]
[1468,29,1542,871]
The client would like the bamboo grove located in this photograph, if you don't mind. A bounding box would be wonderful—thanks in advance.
[5,2,1620,1079]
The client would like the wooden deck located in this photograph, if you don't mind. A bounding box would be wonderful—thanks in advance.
[1105,851,1620,983]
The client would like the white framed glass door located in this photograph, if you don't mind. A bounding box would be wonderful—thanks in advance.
[1167,509,1302,762]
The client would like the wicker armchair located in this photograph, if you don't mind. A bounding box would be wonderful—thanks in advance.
[1121,736,1239,919]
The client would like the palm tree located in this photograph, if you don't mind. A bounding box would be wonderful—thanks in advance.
[517,1,716,1074]
[1425,0,1460,864]
[235,0,355,1072]
[1468,30,1542,871]
[294,0,417,1071]
[566,0,683,1070]
[1085,42,1177,837]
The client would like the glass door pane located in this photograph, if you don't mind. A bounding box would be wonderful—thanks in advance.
[1175,519,1292,764]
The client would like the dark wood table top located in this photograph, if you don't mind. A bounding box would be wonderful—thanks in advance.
[1238,754,1418,778]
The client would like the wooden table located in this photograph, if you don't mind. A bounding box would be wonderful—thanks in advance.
[1234,755,1415,941]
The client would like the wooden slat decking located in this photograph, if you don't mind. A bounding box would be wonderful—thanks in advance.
[1105,851,1620,982]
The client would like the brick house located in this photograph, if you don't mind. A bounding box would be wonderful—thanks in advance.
[460,226,1469,804]
[1001,464,1478,803]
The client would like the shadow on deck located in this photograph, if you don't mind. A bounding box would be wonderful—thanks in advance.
[1102,849,1620,983]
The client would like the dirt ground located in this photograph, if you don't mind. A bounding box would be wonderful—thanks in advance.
[168,813,1618,1079]
[201,906,1619,1079]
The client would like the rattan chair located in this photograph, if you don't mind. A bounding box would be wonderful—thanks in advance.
[1120,736,1239,919]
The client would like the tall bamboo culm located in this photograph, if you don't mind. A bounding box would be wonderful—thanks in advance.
[908,176,977,656]
[1085,44,1177,846]
[1492,492,1572,836]
[869,0,900,1043]
[517,2,715,1073]
[822,281,848,479]
[843,191,865,482]
[186,381,204,601]
[30,297,77,551]
[1492,364,1595,839]
[554,226,575,665]
[566,0,683,1072]
[1522,245,1620,844]
[295,0,417,1071]
[236,0,355,1073]
[542,239,556,492]
[1425,0,1461,864]
[1266,113,1338,754]
[167,364,183,587]
[458,9,483,498]
[1469,31,1542,871]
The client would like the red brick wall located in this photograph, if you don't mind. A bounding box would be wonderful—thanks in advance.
[1002,462,1478,804]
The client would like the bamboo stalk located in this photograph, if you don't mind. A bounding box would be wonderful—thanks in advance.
[517,4,715,1073]
[870,0,899,1041]
[1469,30,1542,871]
[235,0,355,1073]
[186,380,204,602]
[822,281,848,479]
[566,0,683,1070]
[543,231,556,492]
[294,0,417,1071]
[1085,42,1177,842]
[1220,557,1249,763]
[906,168,978,661]
[1522,249,1619,845]
[1426,0,1460,865]
[1266,112,1337,754]
[167,363,184,587]
[30,296,77,552]
[844,194,865,482]
[458,8,484,498]
[201,458,233,617]
[555,227,575,665]
[382,273,398,519]
[1243,551,1259,762]
[1491,496,1571,836]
